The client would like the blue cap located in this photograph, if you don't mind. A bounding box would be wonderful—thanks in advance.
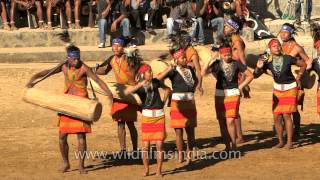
[112,38,125,46]
[226,19,240,31]
[67,50,80,59]
[281,24,295,34]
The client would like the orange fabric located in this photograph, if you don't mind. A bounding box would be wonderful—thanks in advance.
[282,41,297,55]
[273,87,298,115]
[110,55,136,86]
[111,99,139,122]
[64,66,88,97]
[231,34,245,60]
[58,115,91,134]
[59,64,91,133]
[141,115,166,142]
[215,95,240,119]
[170,100,197,128]
[185,47,198,64]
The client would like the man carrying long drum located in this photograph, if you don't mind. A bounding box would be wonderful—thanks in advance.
[26,45,113,174]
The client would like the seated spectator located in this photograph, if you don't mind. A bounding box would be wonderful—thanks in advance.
[166,0,195,43]
[0,0,10,30]
[15,0,45,29]
[97,0,111,48]
[110,0,134,46]
[47,0,82,30]
[146,0,161,31]
[206,0,224,46]
[130,0,148,30]
[189,0,207,45]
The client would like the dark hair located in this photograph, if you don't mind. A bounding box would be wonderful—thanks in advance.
[169,31,191,54]
[66,44,80,53]
[126,49,143,73]
[56,30,71,43]
[230,15,244,32]
[219,43,232,50]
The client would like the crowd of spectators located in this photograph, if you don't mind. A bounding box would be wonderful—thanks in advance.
[0,0,250,47]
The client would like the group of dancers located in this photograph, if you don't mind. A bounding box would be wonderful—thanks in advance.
[26,16,320,176]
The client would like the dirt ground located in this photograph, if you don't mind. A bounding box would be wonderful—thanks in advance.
[0,62,320,180]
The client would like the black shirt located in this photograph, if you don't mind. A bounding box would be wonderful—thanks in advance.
[111,0,129,19]
[255,55,297,84]
[166,66,197,93]
[135,79,164,109]
[210,59,247,89]
[311,57,320,82]
[97,0,110,19]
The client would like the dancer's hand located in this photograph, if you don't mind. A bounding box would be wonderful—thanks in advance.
[26,81,35,88]
[256,60,264,69]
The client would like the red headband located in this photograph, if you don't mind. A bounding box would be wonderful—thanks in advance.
[268,39,280,48]
[138,64,151,75]
[173,49,185,59]
[219,47,231,54]
[315,40,320,49]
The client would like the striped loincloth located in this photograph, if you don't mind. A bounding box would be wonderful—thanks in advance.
[141,111,166,142]
[170,98,197,128]
[58,114,91,134]
[215,95,240,119]
[111,99,140,122]
[272,87,298,115]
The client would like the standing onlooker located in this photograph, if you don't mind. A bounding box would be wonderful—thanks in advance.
[206,0,224,46]
[189,0,206,45]
[97,0,112,48]
[0,0,10,30]
[295,0,312,24]
[47,0,82,30]
[166,0,195,43]
[15,0,45,29]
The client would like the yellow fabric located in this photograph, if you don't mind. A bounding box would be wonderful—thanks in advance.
[110,55,136,85]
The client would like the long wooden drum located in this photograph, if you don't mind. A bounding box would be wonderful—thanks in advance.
[23,88,102,122]
[89,81,142,105]
[194,45,219,66]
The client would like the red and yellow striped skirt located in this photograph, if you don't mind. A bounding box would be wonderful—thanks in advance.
[215,95,240,119]
[141,115,166,142]
[170,100,197,128]
[111,99,140,122]
[272,88,298,115]
[58,114,91,134]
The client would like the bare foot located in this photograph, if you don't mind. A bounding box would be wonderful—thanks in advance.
[68,23,73,30]
[79,168,88,174]
[143,171,149,177]
[10,23,17,31]
[156,172,163,177]
[59,163,70,173]
[284,143,293,150]
[186,158,192,165]
[236,138,246,144]
[47,23,53,30]
[75,23,82,29]
[3,24,10,31]
[273,142,284,148]
[38,22,45,29]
